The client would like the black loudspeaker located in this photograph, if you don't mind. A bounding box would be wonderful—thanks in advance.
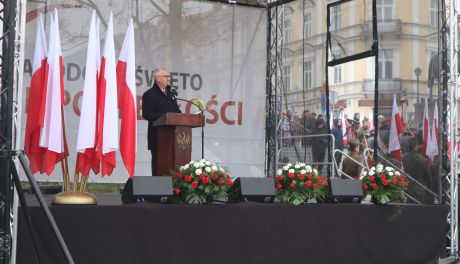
[327,178,363,203]
[131,176,173,203]
[229,177,276,203]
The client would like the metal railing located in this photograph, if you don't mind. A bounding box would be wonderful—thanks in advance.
[277,133,335,178]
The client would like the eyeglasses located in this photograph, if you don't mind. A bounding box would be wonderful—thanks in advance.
[160,75,170,78]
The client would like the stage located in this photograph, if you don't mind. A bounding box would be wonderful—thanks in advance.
[17,203,448,264]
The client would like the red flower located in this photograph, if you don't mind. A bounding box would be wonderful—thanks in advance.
[176,171,183,178]
[290,182,296,188]
[380,173,386,180]
[392,179,398,185]
[297,174,305,180]
[201,176,209,184]
[226,179,232,186]
[313,183,319,189]
[200,173,206,178]
[174,188,181,195]
[277,175,284,181]
[382,180,389,186]
[369,176,375,182]
[191,181,198,188]
[185,175,192,182]
[288,173,295,179]
[276,183,282,190]
[371,183,377,190]
[305,181,312,187]
[363,184,368,190]
[218,178,224,185]
[307,174,313,179]
[324,181,329,186]
[210,173,217,180]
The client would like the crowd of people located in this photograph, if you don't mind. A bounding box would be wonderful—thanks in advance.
[280,109,439,204]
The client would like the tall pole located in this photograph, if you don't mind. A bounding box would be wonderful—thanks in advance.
[414,67,422,103]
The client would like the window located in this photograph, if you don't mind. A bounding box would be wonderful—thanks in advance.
[304,61,312,89]
[284,11,292,43]
[377,0,393,20]
[378,49,393,79]
[333,65,342,84]
[283,65,291,90]
[331,5,342,30]
[430,0,438,27]
[303,11,312,38]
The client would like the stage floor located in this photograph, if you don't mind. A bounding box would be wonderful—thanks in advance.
[17,202,448,264]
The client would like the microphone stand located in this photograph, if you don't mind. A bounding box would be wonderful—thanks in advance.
[175,98,206,159]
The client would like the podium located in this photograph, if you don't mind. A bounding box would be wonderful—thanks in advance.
[153,112,203,176]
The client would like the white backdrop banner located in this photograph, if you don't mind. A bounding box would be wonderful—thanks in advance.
[21,1,267,183]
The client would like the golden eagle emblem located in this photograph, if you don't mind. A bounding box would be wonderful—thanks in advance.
[176,132,191,151]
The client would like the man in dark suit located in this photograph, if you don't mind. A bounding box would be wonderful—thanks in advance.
[142,67,181,175]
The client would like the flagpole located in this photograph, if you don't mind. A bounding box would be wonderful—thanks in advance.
[60,160,68,191]
[80,175,89,193]
[72,159,79,192]
[60,106,71,192]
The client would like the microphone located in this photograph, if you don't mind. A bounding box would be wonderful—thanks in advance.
[176,98,206,114]
[174,97,206,159]
[169,86,178,97]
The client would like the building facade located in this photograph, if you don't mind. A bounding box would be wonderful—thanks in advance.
[281,0,439,123]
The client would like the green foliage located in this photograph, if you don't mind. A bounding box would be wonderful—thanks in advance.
[275,162,329,205]
[361,164,409,204]
[173,159,233,205]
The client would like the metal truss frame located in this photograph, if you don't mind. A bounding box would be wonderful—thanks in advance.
[439,0,460,261]
[0,0,26,262]
[265,4,284,177]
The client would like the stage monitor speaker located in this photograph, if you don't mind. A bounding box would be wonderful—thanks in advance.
[132,176,173,203]
[327,178,363,203]
[229,177,275,203]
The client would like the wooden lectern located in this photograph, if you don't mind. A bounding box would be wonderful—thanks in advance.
[153,112,203,176]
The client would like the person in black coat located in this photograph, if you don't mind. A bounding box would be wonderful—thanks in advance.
[122,67,181,204]
[142,67,181,175]
[331,118,344,168]
[311,115,329,171]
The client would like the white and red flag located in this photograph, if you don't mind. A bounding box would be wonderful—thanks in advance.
[368,111,374,131]
[388,94,404,160]
[96,13,118,176]
[427,101,439,160]
[117,19,137,178]
[422,98,430,156]
[24,13,47,173]
[76,11,101,176]
[38,9,68,175]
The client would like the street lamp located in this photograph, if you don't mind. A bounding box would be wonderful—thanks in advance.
[414,67,422,103]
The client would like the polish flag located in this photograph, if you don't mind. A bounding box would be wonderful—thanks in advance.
[76,11,100,176]
[388,94,404,160]
[96,13,118,176]
[38,9,68,175]
[427,101,439,160]
[368,111,374,131]
[422,98,430,156]
[117,19,136,178]
[24,13,47,173]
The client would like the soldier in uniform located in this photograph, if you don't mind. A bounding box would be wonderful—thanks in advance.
[355,117,370,154]
[341,139,363,179]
